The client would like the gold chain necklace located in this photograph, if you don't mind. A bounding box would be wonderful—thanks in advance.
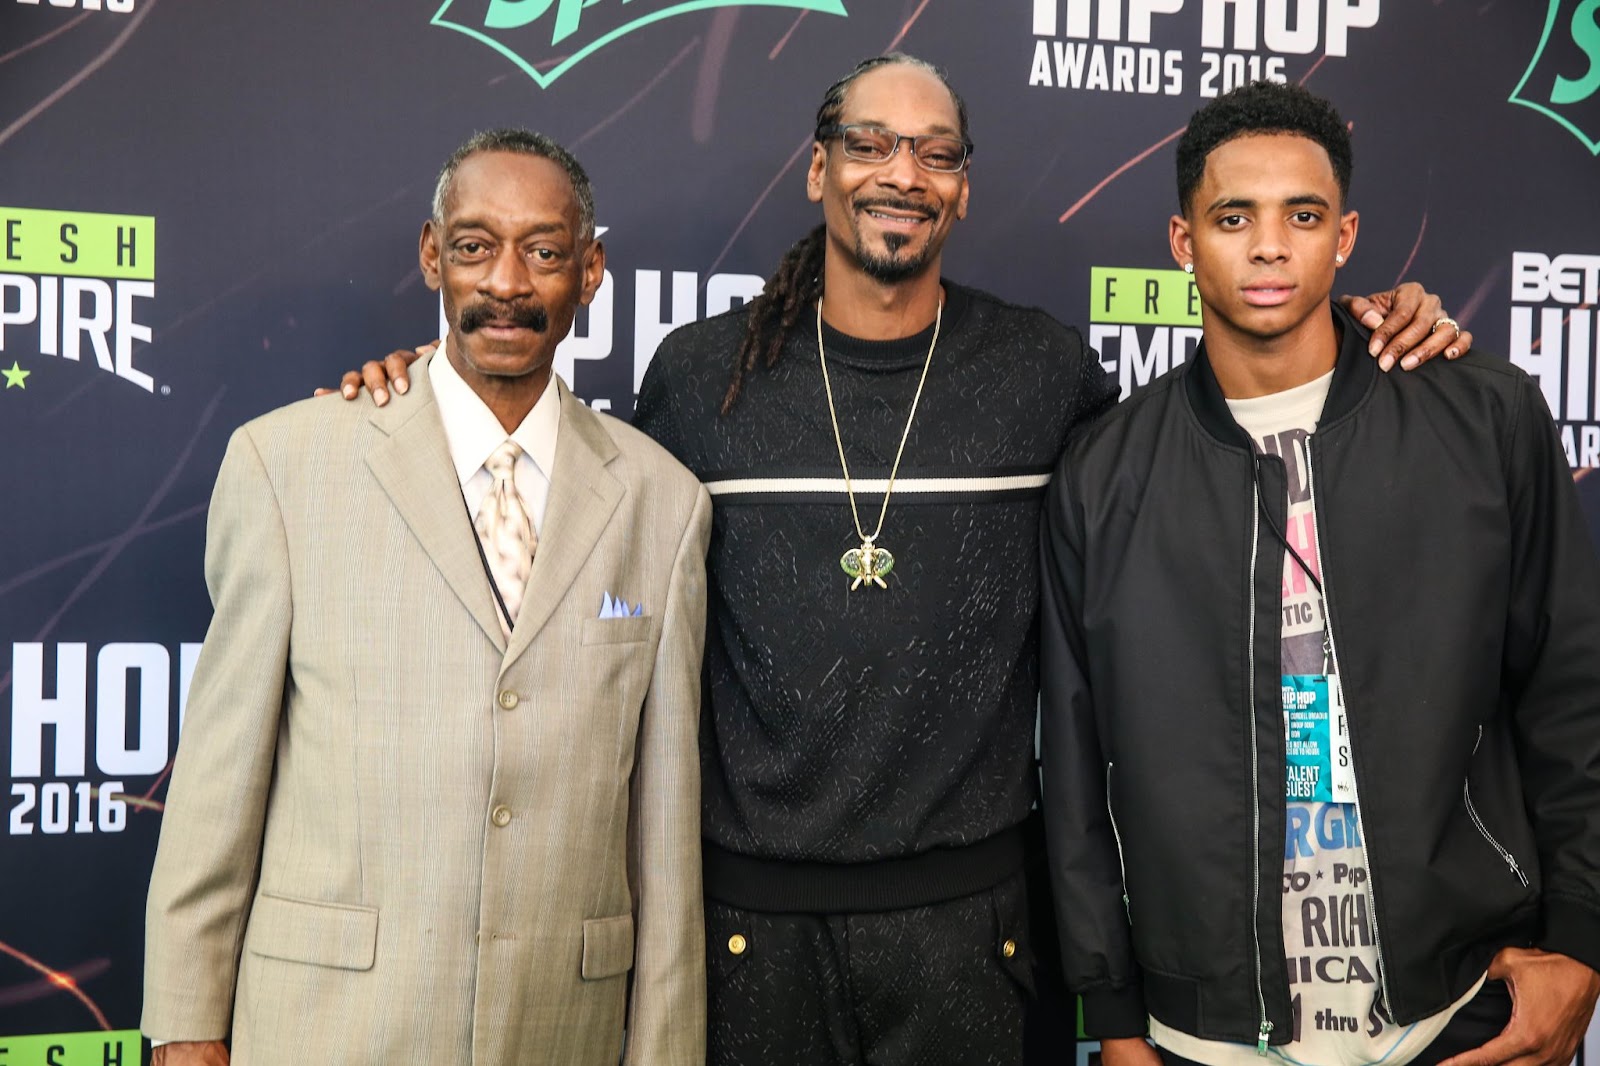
[815,294,942,590]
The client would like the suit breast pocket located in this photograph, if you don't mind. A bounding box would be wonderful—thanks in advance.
[578,616,657,718]
[580,614,656,647]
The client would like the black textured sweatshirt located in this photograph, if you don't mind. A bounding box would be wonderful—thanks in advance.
[635,282,1117,906]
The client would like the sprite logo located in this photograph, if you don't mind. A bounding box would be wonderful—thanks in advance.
[1511,0,1600,154]
[431,0,849,89]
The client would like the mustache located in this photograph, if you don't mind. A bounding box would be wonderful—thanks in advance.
[853,196,937,220]
[458,300,549,334]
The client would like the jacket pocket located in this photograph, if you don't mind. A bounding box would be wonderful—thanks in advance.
[245,892,378,971]
[991,875,1037,998]
[1464,726,1530,887]
[705,901,754,981]
[581,615,655,646]
[1463,780,1530,887]
[1107,762,1131,919]
[581,913,635,979]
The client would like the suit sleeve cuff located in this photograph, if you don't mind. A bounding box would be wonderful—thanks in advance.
[1539,895,1600,976]
[1081,985,1150,1040]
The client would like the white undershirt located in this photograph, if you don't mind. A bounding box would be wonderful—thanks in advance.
[1151,368,1482,1066]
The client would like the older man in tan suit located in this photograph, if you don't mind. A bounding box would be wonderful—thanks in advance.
[143,129,710,1065]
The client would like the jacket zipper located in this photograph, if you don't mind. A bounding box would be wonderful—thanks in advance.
[1246,476,1272,1054]
[1106,762,1132,917]
[1464,726,1530,886]
[1303,438,1394,1022]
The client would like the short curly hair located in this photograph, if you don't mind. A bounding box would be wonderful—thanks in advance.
[1176,81,1351,215]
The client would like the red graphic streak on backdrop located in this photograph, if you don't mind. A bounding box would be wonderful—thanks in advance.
[0,0,160,150]
[0,941,112,1030]
[1057,55,1331,226]
[704,0,936,278]
[0,12,92,66]
[769,12,809,60]
[1392,210,1428,286]
[0,959,110,1009]
[133,767,171,813]
[693,11,740,143]
[0,390,225,703]
[575,38,699,148]
[1527,306,1594,353]
[1057,128,1186,225]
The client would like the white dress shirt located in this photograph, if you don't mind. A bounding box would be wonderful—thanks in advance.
[430,339,561,536]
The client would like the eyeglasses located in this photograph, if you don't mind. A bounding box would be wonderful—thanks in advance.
[815,123,972,173]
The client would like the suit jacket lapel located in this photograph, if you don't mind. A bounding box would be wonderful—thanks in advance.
[365,355,507,652]
[505,380,623,662]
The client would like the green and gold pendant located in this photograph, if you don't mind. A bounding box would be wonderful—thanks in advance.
[841,539,895,590]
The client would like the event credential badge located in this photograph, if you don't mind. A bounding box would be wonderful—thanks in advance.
[1283,675,1357,802]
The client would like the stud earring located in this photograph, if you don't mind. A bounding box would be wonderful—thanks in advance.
[1335,254,1345,264]
[1183,262,1194,274]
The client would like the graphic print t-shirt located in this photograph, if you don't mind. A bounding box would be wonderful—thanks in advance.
[1148,370,1479,1066]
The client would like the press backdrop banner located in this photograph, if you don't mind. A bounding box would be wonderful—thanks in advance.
[3,1,1599,1061]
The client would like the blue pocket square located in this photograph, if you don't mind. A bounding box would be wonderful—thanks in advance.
[599,592,645,619]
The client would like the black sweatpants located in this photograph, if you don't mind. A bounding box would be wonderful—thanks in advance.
[705,871,1039,1066]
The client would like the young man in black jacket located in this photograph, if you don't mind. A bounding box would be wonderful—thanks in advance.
[1041,81,1600,1066]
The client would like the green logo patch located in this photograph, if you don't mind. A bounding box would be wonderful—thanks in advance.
[431,0,849,89]
[1511,0,1600,154]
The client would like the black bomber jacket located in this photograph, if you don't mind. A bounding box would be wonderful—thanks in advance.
[1039,303,1600,1046]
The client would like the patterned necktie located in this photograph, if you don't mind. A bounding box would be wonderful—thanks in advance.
[474,440,537,635]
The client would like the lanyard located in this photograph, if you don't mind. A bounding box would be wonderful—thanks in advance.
[461,490,516,635]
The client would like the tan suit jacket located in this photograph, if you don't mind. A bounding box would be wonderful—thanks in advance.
[144,358,710,1065]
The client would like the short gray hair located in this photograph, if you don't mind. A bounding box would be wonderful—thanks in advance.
[431,128,596,240]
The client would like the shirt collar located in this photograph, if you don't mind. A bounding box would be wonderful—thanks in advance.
[429,338,562,487]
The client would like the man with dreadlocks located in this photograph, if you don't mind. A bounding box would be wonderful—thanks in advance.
[336,53,1467,1065]
[630,55,1465,1065]
[627,55,1110,1066]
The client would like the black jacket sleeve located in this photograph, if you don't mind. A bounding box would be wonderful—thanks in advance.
[1038,449,1149,1037]
[1501,374,1600,974]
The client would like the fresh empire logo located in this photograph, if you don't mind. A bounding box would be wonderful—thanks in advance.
[1511,0,1600,154]
[0,206,157,393]
[431,0,848,88]
[1086,265,1203,397]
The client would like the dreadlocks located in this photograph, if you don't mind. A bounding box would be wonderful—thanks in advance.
[719,224,826,414]
[719,53,969,414]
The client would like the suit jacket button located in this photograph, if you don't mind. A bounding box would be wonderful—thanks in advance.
[1001,939,1017,958]
[498,690,519,710]
[491,805,513,827]
[727,934,747,955]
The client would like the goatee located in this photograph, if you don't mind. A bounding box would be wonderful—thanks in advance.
[857,236,932,284]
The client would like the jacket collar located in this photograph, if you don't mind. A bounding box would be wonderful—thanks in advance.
[364,356,624,660]
[1183,301,1377,450]
[502,382,623,664]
